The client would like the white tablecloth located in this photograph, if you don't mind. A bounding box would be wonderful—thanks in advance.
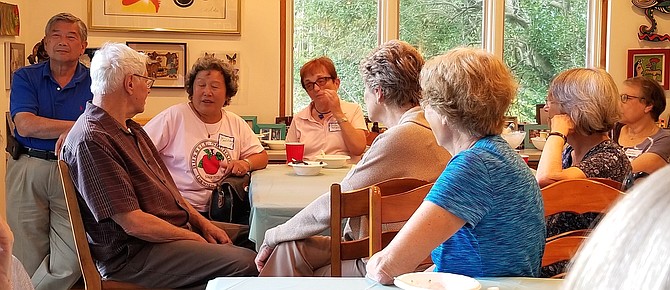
[248,164,351,249]
[206,277,564,290]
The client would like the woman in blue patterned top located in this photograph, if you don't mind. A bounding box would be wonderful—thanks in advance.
[365,47,546,284]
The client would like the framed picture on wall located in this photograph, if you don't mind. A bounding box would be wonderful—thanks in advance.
[89,0,240,34]
[241,116,259,133]
[5,42,25,87]
[257,124,286,141]
[127,42,186,88]
[627,49,670,90]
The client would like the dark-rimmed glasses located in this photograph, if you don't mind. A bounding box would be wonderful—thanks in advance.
[133,74,155,89]
[303,76,334,91]
[620,94,644,103]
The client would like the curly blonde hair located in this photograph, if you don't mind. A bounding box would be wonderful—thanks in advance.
[420,47,518,137]
[548,68,620,136]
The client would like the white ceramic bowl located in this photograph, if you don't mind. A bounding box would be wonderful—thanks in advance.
[531,137,546,150]
[264,140,286,150]
[288,161,325,176]
[394,272,481,290]
[501,131,526,149]
[315,154,351,168]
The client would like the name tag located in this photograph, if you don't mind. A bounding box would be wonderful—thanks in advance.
[624,147,643,159]
[329,122,342,132]
[218,134,235,150]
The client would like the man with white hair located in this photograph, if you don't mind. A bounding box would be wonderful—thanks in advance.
[61,42,257,289]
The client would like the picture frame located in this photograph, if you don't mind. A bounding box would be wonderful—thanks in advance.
[127,42,186,88]
[241,116,259,134]
[627,49,670,90]
[0,2,19,36]
[522,124,549,150]
[257,124,287,141]
[88,0,240,34]
[5,42,25,87]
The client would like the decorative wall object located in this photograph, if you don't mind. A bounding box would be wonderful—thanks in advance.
[5,42,25,87]
[632,0,670,42]
[27,38,48,64]
[257,124,286,141]
[89,0,240,34]
[127,42,186,88]
[78,47,99,68]
[627,48,670,89]
[201,51,240,77]
[0,2,19,36]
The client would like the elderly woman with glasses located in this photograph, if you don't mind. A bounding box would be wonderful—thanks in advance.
[613,76,670,174]
[536,68,631,188]
[144,56,268,219]
[366,47,545,284]
[286,57,368,162]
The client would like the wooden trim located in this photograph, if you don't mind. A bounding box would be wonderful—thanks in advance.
[279,0,287,117]
[600,0,609,68]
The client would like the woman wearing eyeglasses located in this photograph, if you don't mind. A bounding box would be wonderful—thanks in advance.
[613,76,670,174]
[286,57,368,162]
[144,56,268,219]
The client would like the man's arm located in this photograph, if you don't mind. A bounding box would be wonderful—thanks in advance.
[14,112,74,139]
[181,200,232,244]
[111,210,206,243]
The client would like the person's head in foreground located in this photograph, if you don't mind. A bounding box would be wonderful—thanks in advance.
[90,42,152,117]
[359,39,424,124]
[564,165,670,290]
[365,47,544,284]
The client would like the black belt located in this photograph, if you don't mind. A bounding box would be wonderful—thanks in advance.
[21,148,57,160]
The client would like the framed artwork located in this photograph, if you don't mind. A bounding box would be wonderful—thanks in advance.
[257,124,286,141]
[5,42,25,87]
[88,0,240,34]
[241,116,259,133]
[127,42,186,88]
[0,2,19,36]
[627,49,670,90]
[522,124,549,150]
[78,47,99,68]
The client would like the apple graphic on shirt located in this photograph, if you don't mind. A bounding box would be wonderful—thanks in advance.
[198,149,224,174]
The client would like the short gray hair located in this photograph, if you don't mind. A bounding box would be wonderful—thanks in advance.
[548,68,620,136]
[563,166,670,289]
[90,42,147,96]
[359,40,424,108]
[420,47,518,137]
[45,13,88,42]
[185,55,239,106]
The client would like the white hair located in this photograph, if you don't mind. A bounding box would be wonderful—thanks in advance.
[563,165,670,289]
[90,42,147,96]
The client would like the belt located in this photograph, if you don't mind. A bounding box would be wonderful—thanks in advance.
[21,148,57,160]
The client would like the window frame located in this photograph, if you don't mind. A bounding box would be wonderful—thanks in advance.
[279,0,608,118]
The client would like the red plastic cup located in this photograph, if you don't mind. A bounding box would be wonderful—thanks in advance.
[520,154,529,164]
[285,143,305,163]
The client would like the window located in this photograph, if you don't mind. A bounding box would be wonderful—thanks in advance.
[288,0,601,122]
[292,0,377,113]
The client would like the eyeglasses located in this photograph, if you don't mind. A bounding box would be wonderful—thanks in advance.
[303,76,333,91]
[620,94,645,103]
[133,74,155,89]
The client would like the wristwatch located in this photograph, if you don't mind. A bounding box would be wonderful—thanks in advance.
[548,132,567,144]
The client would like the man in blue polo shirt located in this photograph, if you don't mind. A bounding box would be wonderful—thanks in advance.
[6,13,92,290]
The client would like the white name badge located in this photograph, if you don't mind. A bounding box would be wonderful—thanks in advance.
[218,134,235,150]
[329,122,342,132]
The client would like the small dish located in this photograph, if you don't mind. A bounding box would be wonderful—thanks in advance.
[288,161,325,176]
[394,272,481,290]
[501,131,526,149]
[264,140,286,150]
[315,154,351,168]
[530,137,546,151]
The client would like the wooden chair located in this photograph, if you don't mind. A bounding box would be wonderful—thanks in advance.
[329,178,430,277]
[58,160,163,290]
[588,178,623,191]
[540,179,624,277]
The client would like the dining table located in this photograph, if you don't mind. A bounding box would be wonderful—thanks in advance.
[206,276,564,290]
[248,163,352,249]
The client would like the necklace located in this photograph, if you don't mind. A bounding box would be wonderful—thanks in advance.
[313,105,331,119]
[189,102,223,138]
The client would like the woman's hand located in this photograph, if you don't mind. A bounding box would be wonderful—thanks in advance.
[365,250,398,285]
[320,88,344,115]
[254,243,274,272]
[222,159,251,176]
[550,114,575,136]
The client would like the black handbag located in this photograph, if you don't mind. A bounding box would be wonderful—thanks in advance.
[208,173,251,225]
